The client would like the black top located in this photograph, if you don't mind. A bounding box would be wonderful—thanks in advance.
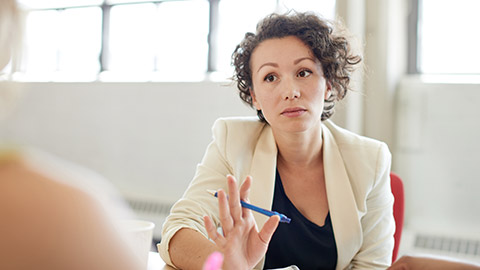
[264,170,337,270]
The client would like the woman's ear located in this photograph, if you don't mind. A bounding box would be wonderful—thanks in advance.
[250,88,261,110]
[324,81,333,100]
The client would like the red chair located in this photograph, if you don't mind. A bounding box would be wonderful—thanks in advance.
[390,172,404,263]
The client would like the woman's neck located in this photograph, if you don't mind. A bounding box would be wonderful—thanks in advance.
[273,125,323,169]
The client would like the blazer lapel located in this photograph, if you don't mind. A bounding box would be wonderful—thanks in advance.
[249,124,278,227]
[246,123,362,269]
[247,124,277,270]
[322,124,362,270]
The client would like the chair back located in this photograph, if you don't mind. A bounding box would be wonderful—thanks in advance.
[390,172,404,263]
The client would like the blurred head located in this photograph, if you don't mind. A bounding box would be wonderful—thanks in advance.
[0,0,22,72]
[232,12,361,122]
[0,0,23,120]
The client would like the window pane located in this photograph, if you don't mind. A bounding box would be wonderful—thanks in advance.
[107,0,155,4]
[216,0,276,76]
[18,0,103,9]
[154,0,209,81]
[58,8,102,78]
[108,1,209,81]
[419,0,480,74]
[109,3,158,73]
[278,0,336,18]
[23,7,102,81]
[216,0,336,77]
[24,10,60,78]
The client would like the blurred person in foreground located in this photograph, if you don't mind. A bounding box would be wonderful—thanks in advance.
[0,1,144,269]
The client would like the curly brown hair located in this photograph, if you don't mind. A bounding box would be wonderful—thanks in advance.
[232,12,361,122]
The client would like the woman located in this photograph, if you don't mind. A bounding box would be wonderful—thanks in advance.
[159,12,394,269]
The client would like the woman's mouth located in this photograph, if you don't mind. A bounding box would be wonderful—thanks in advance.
[281,107,306,117]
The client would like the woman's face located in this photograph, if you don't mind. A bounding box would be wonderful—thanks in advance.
[250,36,331,134]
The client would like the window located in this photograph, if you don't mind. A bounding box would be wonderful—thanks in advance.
[215,0,335,79]
[23,7,102,81]
[17,0,336,82]
[215,0,277,76]
[105,1,209,81]
[417,0,480,74]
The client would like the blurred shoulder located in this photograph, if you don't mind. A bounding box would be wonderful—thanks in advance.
[0,147,133,219]
[0,150,99,211]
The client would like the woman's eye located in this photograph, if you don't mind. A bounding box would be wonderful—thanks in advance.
[264,74,277,82]
[298,69,312,78]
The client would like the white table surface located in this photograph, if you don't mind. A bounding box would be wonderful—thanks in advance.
[148,251,175,270]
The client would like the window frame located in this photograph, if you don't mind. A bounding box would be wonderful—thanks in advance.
[407,0,419,74]
[18,0,336,81]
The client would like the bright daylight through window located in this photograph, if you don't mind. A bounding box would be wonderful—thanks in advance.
[419,0,480,74]
[16,0,335,82]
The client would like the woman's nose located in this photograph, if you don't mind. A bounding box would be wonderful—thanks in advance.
[282,79,300,100]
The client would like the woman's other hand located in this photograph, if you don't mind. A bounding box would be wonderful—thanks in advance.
[204,175,280,270]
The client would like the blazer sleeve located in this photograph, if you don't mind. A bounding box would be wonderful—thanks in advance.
[158,119,233,267]
[351,142,395,269]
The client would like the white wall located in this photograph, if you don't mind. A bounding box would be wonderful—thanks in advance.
[395,76,480,237]
[395,76,480,264]
[0,81,253,203]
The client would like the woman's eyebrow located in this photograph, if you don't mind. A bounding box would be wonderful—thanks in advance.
[256,57,315,73]
[294,57,315,65]
[257,62,279,73]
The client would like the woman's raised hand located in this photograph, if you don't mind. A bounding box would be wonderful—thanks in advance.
[203,175,280,270]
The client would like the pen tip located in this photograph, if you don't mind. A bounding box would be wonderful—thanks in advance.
[206,189,217,196]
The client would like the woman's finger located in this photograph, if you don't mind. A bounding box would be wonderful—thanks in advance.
[239,176,252,219]
[239,175,252,201]
[217,189,233,233]
[226,175,242,223]
[258,215,280,244]
[203,215,217,239]
[203,216,226,246]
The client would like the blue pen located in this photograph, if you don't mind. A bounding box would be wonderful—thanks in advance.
[207,189,291,223]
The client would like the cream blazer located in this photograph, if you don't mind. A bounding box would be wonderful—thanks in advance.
[159,117,394,270]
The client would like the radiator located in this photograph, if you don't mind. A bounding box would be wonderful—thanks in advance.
[414,234,480,257]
